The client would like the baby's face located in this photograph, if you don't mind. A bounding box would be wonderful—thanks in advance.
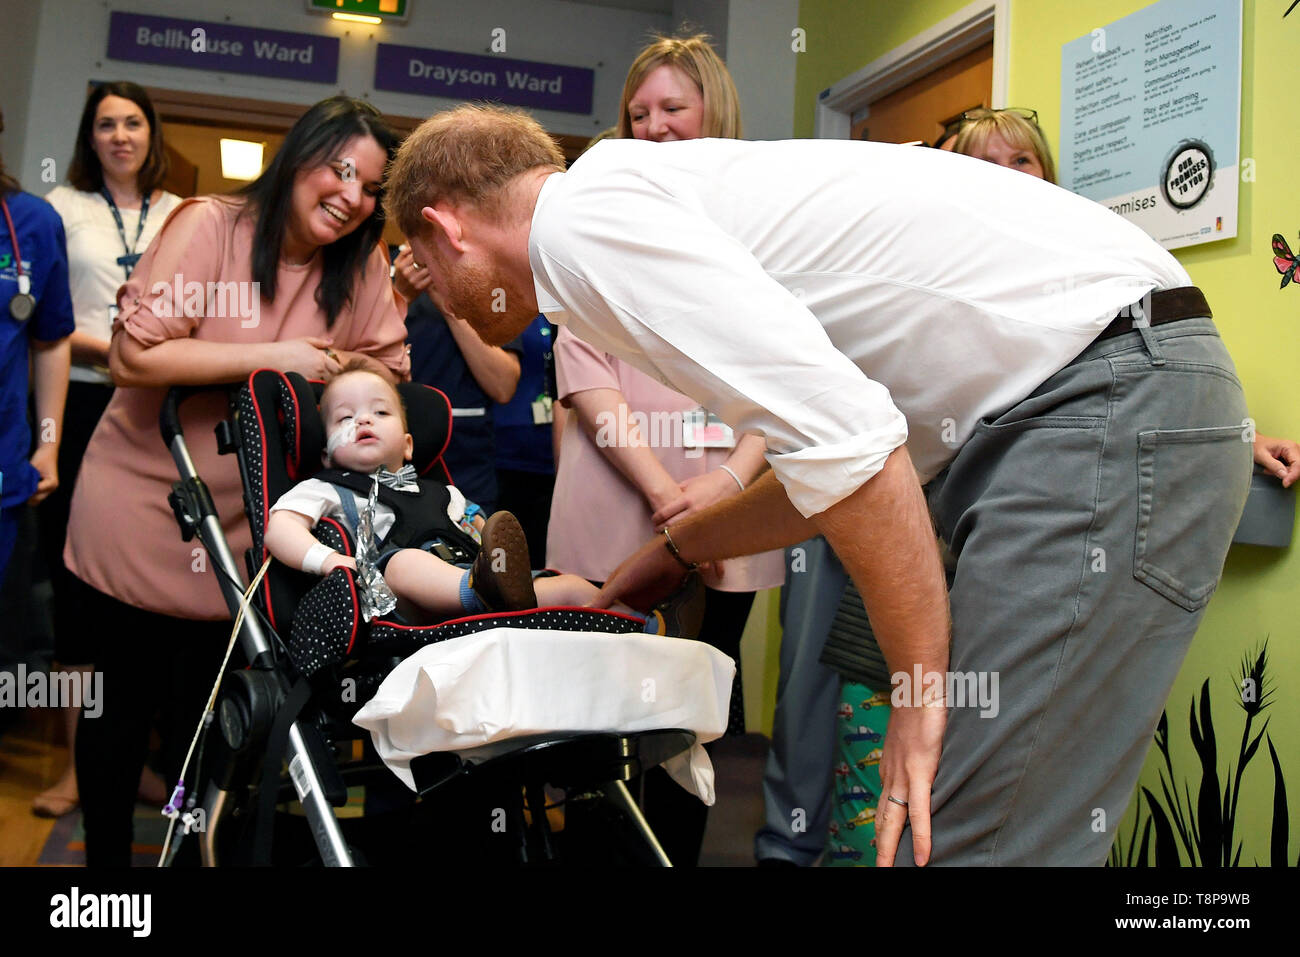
[321,373,413,474]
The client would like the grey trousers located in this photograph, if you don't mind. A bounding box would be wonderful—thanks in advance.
[894,316,1252,866]
[754,538,844,865]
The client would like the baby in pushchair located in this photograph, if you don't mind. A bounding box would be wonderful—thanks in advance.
[265,363,701,636]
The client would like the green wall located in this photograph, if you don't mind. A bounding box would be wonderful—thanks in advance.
[794,0,1299,863]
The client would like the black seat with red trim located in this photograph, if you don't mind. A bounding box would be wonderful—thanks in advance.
[232,369,643,693]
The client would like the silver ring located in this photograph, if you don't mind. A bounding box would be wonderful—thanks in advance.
[887,795,909,808]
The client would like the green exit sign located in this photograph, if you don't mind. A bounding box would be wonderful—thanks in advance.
[307,0,409,22]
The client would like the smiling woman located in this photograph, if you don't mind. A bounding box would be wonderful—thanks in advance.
[61,94,409,866]
[547,33,780,868]
[237,96,395,324]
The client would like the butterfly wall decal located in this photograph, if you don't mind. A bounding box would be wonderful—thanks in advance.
[1272,233,1298,289]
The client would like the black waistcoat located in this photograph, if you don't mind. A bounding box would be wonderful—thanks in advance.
[314,468,480,557]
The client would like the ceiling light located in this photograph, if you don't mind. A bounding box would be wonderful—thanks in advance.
[220,138,265,181]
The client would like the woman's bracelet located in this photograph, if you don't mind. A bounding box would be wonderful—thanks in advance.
[718,464,744,491]
[662,526,698,571]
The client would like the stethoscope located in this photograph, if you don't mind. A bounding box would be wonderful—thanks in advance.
[1,196,35,322]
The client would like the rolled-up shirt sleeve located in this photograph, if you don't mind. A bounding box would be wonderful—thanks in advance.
[114,198,224,345]
[532,176,908,518]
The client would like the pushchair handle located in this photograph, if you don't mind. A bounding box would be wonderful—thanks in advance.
[160,384,232,450]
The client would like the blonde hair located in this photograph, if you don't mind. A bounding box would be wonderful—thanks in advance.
[952,108,1056,184]
[617,34,742,140]
[384,103,566,240]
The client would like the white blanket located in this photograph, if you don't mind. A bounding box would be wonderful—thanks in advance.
[352,628,735,804]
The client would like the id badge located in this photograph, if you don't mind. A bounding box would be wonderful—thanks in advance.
[682,408,735,448]
[531,394,554,425]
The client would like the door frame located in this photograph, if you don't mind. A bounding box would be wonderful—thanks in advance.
[814,0,1010,140]
[139,85,592,161]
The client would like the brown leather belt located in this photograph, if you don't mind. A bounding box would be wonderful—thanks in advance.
[1095,286,1212,342]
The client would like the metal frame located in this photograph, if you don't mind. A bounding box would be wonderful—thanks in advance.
[159,384,686,867]
[162,387,355,867]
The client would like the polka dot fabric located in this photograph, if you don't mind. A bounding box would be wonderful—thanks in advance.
[289,589,645,679]
[288,566,362,678]
[237,370,642,688]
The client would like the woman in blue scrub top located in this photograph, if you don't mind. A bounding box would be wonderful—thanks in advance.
[0,122,73,583]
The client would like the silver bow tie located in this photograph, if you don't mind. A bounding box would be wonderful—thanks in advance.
[373,465,419,493]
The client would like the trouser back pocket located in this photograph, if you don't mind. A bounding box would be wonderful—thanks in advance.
[1133,425,1251,612]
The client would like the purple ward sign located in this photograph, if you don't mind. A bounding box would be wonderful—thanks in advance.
[375,43,594,115]
[107,11,339,83]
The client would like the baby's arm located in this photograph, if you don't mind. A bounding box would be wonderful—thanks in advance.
[265,509,357,574]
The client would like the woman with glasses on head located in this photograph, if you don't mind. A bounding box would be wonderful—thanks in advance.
[33,81,184,820]
[63,95,410,866]
[951,107,1056,182]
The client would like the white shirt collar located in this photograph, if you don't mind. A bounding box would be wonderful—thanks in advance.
[531,172,566,319]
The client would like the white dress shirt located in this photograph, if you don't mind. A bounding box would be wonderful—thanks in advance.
[529,137,1193,517]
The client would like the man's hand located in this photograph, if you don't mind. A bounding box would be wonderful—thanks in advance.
[873,698,947,866]
[590,532,690,612]
[1253,433,1300,488]
[393,244,432,303]
[809,445,951,866]
[27,444,59,505]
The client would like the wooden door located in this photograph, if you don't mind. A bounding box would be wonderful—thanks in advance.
[853,42,993,146]
[161,143,198,197]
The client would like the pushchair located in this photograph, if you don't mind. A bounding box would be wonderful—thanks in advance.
[160,369,728,867]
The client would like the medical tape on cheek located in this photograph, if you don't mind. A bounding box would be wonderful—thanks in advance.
[326,420,358,458]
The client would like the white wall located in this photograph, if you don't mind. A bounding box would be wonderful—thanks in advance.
[672,0,729,54]
[0,0,40,183]
[725,0,798,139]
[13,0,675,190]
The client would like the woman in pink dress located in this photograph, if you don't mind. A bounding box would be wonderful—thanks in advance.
[547,35,784,866]
[63,96,410,866]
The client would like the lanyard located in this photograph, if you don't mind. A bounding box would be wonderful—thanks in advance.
[100,187,150,278]
[1,197,28,291]
[2,196,35,321]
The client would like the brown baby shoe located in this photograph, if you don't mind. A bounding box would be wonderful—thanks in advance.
[646,571,707,639]
[468,511,538,612]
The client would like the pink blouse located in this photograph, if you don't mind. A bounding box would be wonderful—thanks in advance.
[65,197,410,620]
[546,326,784,593]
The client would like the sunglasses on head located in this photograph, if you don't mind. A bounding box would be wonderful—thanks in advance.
[960,106,1040,126]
